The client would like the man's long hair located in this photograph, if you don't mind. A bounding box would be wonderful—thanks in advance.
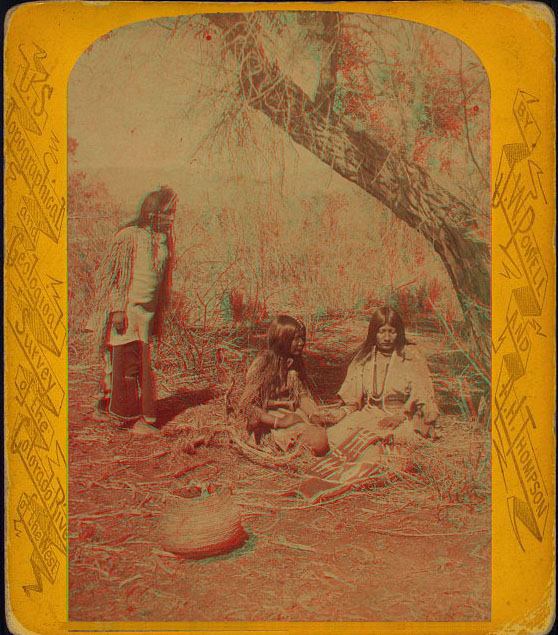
[124,186,176,231]
[125,186,177,338]
[123,186,177,265]
[353,306,409,362]
[90,186,177,350]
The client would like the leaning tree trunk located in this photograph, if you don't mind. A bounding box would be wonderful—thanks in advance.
[208,13,491,375]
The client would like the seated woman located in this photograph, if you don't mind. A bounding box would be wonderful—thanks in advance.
[327,306,439,449]
[236,315,330,457]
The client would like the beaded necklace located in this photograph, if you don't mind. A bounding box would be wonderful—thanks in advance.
[370,347,394,410]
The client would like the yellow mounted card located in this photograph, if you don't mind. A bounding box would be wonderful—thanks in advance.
[4,2,555,634]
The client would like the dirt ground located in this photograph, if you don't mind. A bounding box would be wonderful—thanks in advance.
[68,320,491,622]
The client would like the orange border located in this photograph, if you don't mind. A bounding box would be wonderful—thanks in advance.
[4,3,555,634]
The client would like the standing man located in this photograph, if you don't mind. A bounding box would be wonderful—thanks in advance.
[88,186,177,435]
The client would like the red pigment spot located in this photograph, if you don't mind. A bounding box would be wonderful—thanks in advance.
[206,34,212,41]
[473,105,479,112]
[68,137,79,157]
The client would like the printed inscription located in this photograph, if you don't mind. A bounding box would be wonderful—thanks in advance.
[6,40,68,594]
[15,493,63,595]
[5,43,65,244]
[11,414,67,551]
[492,90,550,550]
[6,226,66,356]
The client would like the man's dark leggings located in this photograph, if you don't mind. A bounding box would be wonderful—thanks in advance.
[98,341,156,423]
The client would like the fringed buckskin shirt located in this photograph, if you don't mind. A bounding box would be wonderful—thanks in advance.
[87,226,169,351]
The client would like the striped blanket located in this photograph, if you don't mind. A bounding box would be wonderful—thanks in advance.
[297,429,411,503]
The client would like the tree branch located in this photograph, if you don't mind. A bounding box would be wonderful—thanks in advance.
[313,12,341,117]
[207,12,491,367]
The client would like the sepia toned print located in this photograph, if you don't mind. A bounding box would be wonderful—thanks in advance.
[66,10,494,622]
[5,1,556,634]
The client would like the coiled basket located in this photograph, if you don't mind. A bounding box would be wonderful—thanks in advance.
[158,492,248,559]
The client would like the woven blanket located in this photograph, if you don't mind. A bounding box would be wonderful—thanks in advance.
[297,429,410,503]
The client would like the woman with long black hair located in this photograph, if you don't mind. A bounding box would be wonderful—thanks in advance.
[236,315,330,456]
[327,306,439,448]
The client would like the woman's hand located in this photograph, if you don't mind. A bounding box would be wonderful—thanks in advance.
[267,399,296,411]
[342,403,360,415]
[111,311,127,334]
[330,400,359,414]
[309,412,328,426]
[310,410,344,426]
[277,412,304,429]
[377,415,406,430]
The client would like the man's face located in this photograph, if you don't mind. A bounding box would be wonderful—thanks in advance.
[155,202,176,233]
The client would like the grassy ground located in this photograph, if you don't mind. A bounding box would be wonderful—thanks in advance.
[68,318,490,622]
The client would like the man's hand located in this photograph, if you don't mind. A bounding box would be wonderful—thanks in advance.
[111,311,127,334]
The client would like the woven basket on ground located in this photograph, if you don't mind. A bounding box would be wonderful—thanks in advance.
[157,492,248,559]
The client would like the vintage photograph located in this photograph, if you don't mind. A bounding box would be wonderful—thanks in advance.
[67,11,491,621]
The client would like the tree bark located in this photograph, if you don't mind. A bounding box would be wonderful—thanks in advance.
[209,13,491,372]
[313,12,341,117]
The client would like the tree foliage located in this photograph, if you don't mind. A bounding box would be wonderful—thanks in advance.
[194,11,491,372]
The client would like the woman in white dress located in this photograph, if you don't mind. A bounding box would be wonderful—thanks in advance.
[327,307,439,448]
